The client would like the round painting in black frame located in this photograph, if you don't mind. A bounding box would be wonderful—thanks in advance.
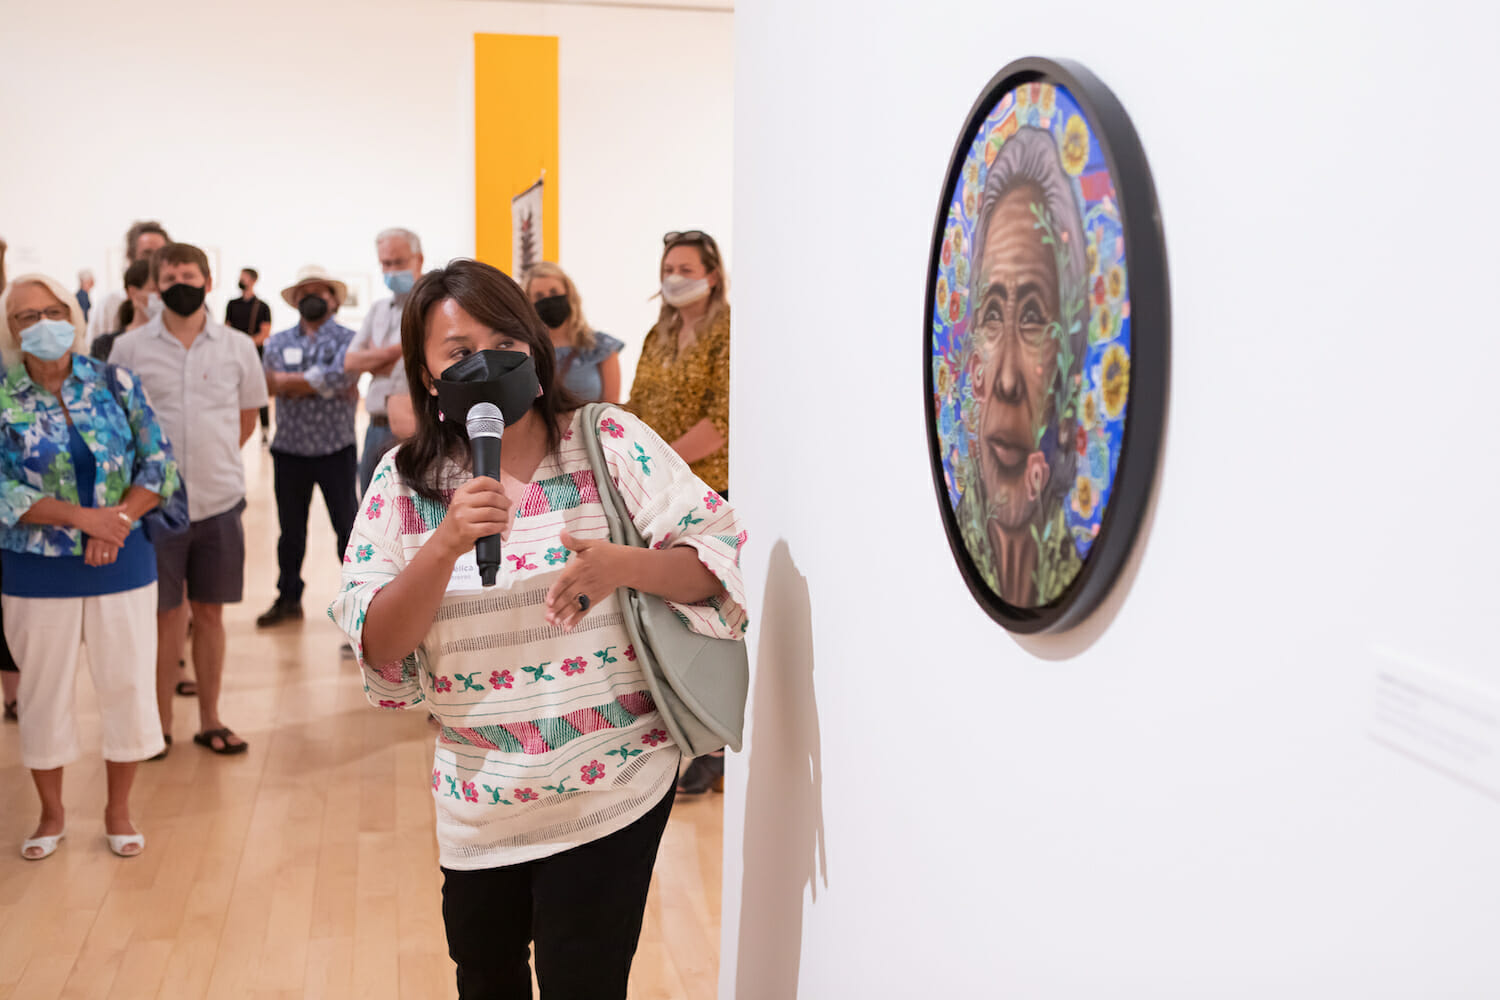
[924,57,1169,635]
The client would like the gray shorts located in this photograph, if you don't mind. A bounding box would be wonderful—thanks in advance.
[155,499,247,613]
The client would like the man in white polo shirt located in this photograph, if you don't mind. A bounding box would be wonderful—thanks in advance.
[110,242,268,757]
[344,226,423,497]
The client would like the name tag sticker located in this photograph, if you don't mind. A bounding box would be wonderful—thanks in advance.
[283,347,304,366]
[447,550,487,596]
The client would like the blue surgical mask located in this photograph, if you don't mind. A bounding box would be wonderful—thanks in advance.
[384,270,415,295]
[20,318,76,361]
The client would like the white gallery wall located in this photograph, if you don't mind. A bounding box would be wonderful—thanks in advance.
[0,0,731,390]
[725,0,1500,997]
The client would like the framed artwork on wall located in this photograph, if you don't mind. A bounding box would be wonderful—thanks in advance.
[925,57,1169,635]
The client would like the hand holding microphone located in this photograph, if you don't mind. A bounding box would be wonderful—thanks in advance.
[436,475,513,572]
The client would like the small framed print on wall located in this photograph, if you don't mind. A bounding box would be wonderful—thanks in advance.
[925,57,1170,635]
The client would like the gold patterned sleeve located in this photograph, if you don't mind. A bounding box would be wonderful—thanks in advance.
[700,320,731,439]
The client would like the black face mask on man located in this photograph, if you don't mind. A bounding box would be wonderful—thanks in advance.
[160,283,206,317]
[298,294,329,322]
[532,294,572,330]
[434,349,541,429]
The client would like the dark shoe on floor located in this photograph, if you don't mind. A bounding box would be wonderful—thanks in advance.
[147,734,172,761]
[193,728,249,755]
[256,600,303,628]
[677,753,725,795]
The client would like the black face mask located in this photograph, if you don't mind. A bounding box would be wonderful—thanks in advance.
[161,283,206,317]
[238,281,249,292]
[298,294,329,322]
[533,294,572,330]
[435,350,540,430]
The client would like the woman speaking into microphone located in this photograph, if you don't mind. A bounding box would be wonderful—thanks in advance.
[329,259,748,999]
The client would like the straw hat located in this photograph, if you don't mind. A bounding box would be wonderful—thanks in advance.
[280,265,348,309]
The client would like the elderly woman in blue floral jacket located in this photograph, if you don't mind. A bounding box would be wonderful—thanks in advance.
[0,273,178,861]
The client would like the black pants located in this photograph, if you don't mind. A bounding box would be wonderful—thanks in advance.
[272,445,357,605]
[0,561,15,673]
[441,783,676,1000]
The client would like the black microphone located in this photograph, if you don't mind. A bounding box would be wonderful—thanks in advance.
[466,402,505,587]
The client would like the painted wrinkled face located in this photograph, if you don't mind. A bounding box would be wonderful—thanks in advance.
[971,183,1060,530]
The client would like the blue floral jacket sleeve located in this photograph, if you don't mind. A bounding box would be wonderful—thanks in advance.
[109,364,178,501]
[0,355,178,556]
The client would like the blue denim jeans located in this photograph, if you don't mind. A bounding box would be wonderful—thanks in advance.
[358,422,397,499]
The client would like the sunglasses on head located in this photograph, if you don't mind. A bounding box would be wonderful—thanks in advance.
[663,230,719,253]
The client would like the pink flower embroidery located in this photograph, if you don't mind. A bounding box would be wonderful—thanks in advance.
[653,536,672,550]
[1025,451,1050,503]
[640,728,668,747]
[461,781,479,803]
[600,418,625,439]
[434,676,452,693]
[508,553,537,571]
[378,699,406,709]
[561,657,588,677]
[580,760,607,785]
[431,769,441,790]
[366,495,384,519]
[704,492,724,512]
[515,788,538,803]
[563,427,574,441]
[490,670,514,690]
[623,645,637,662]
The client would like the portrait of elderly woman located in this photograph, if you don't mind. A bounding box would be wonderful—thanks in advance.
[930,69,1156,630]
[956,126,1089,608]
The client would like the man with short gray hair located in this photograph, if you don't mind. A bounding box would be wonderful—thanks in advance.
[345,227,424,495]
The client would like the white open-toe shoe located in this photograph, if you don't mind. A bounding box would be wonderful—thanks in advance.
[106,833,145,858]
[21,830,65,860]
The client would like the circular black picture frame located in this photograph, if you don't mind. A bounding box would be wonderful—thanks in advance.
[923,56,1170,635]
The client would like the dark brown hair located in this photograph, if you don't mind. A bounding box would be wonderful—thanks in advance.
[123,259,150,290]
[124,220,170,263]
[150,243,211,287]
[395,258,581,503]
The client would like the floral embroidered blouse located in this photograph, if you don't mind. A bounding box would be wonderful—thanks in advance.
[329,406,748,870]
[626,307,731,493]
[0,354,178,557]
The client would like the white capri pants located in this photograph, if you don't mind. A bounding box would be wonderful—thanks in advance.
[2,582,164,770]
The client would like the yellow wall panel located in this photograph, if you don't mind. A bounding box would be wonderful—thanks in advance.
[474,33,560,275]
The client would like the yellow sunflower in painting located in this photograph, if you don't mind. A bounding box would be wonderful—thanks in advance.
[1107,265,1125,300]
[1082,390,1099,430]
[936,276,950,317]
[1071,476,1097,519]
[1040,85,1056,114]
[1101,343,1130,418]
[1061,114,1089,176]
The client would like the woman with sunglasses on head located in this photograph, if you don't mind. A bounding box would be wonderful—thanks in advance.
[626,229,732,795]
[330,259,747,999]
[0,273,178,860]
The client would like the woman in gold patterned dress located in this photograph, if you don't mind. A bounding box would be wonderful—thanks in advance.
[626,229,731,794]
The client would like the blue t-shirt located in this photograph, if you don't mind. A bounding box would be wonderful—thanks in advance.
[1,425,156,598]
[556,332,625,402]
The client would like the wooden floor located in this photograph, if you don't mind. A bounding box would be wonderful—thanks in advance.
[0,435,722,999]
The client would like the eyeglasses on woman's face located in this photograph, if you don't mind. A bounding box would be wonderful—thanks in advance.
[10,305,71,327]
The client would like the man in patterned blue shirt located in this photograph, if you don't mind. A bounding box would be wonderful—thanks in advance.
[257,266,359,629]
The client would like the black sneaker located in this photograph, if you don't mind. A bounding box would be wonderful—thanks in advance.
[255,600,304,628]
